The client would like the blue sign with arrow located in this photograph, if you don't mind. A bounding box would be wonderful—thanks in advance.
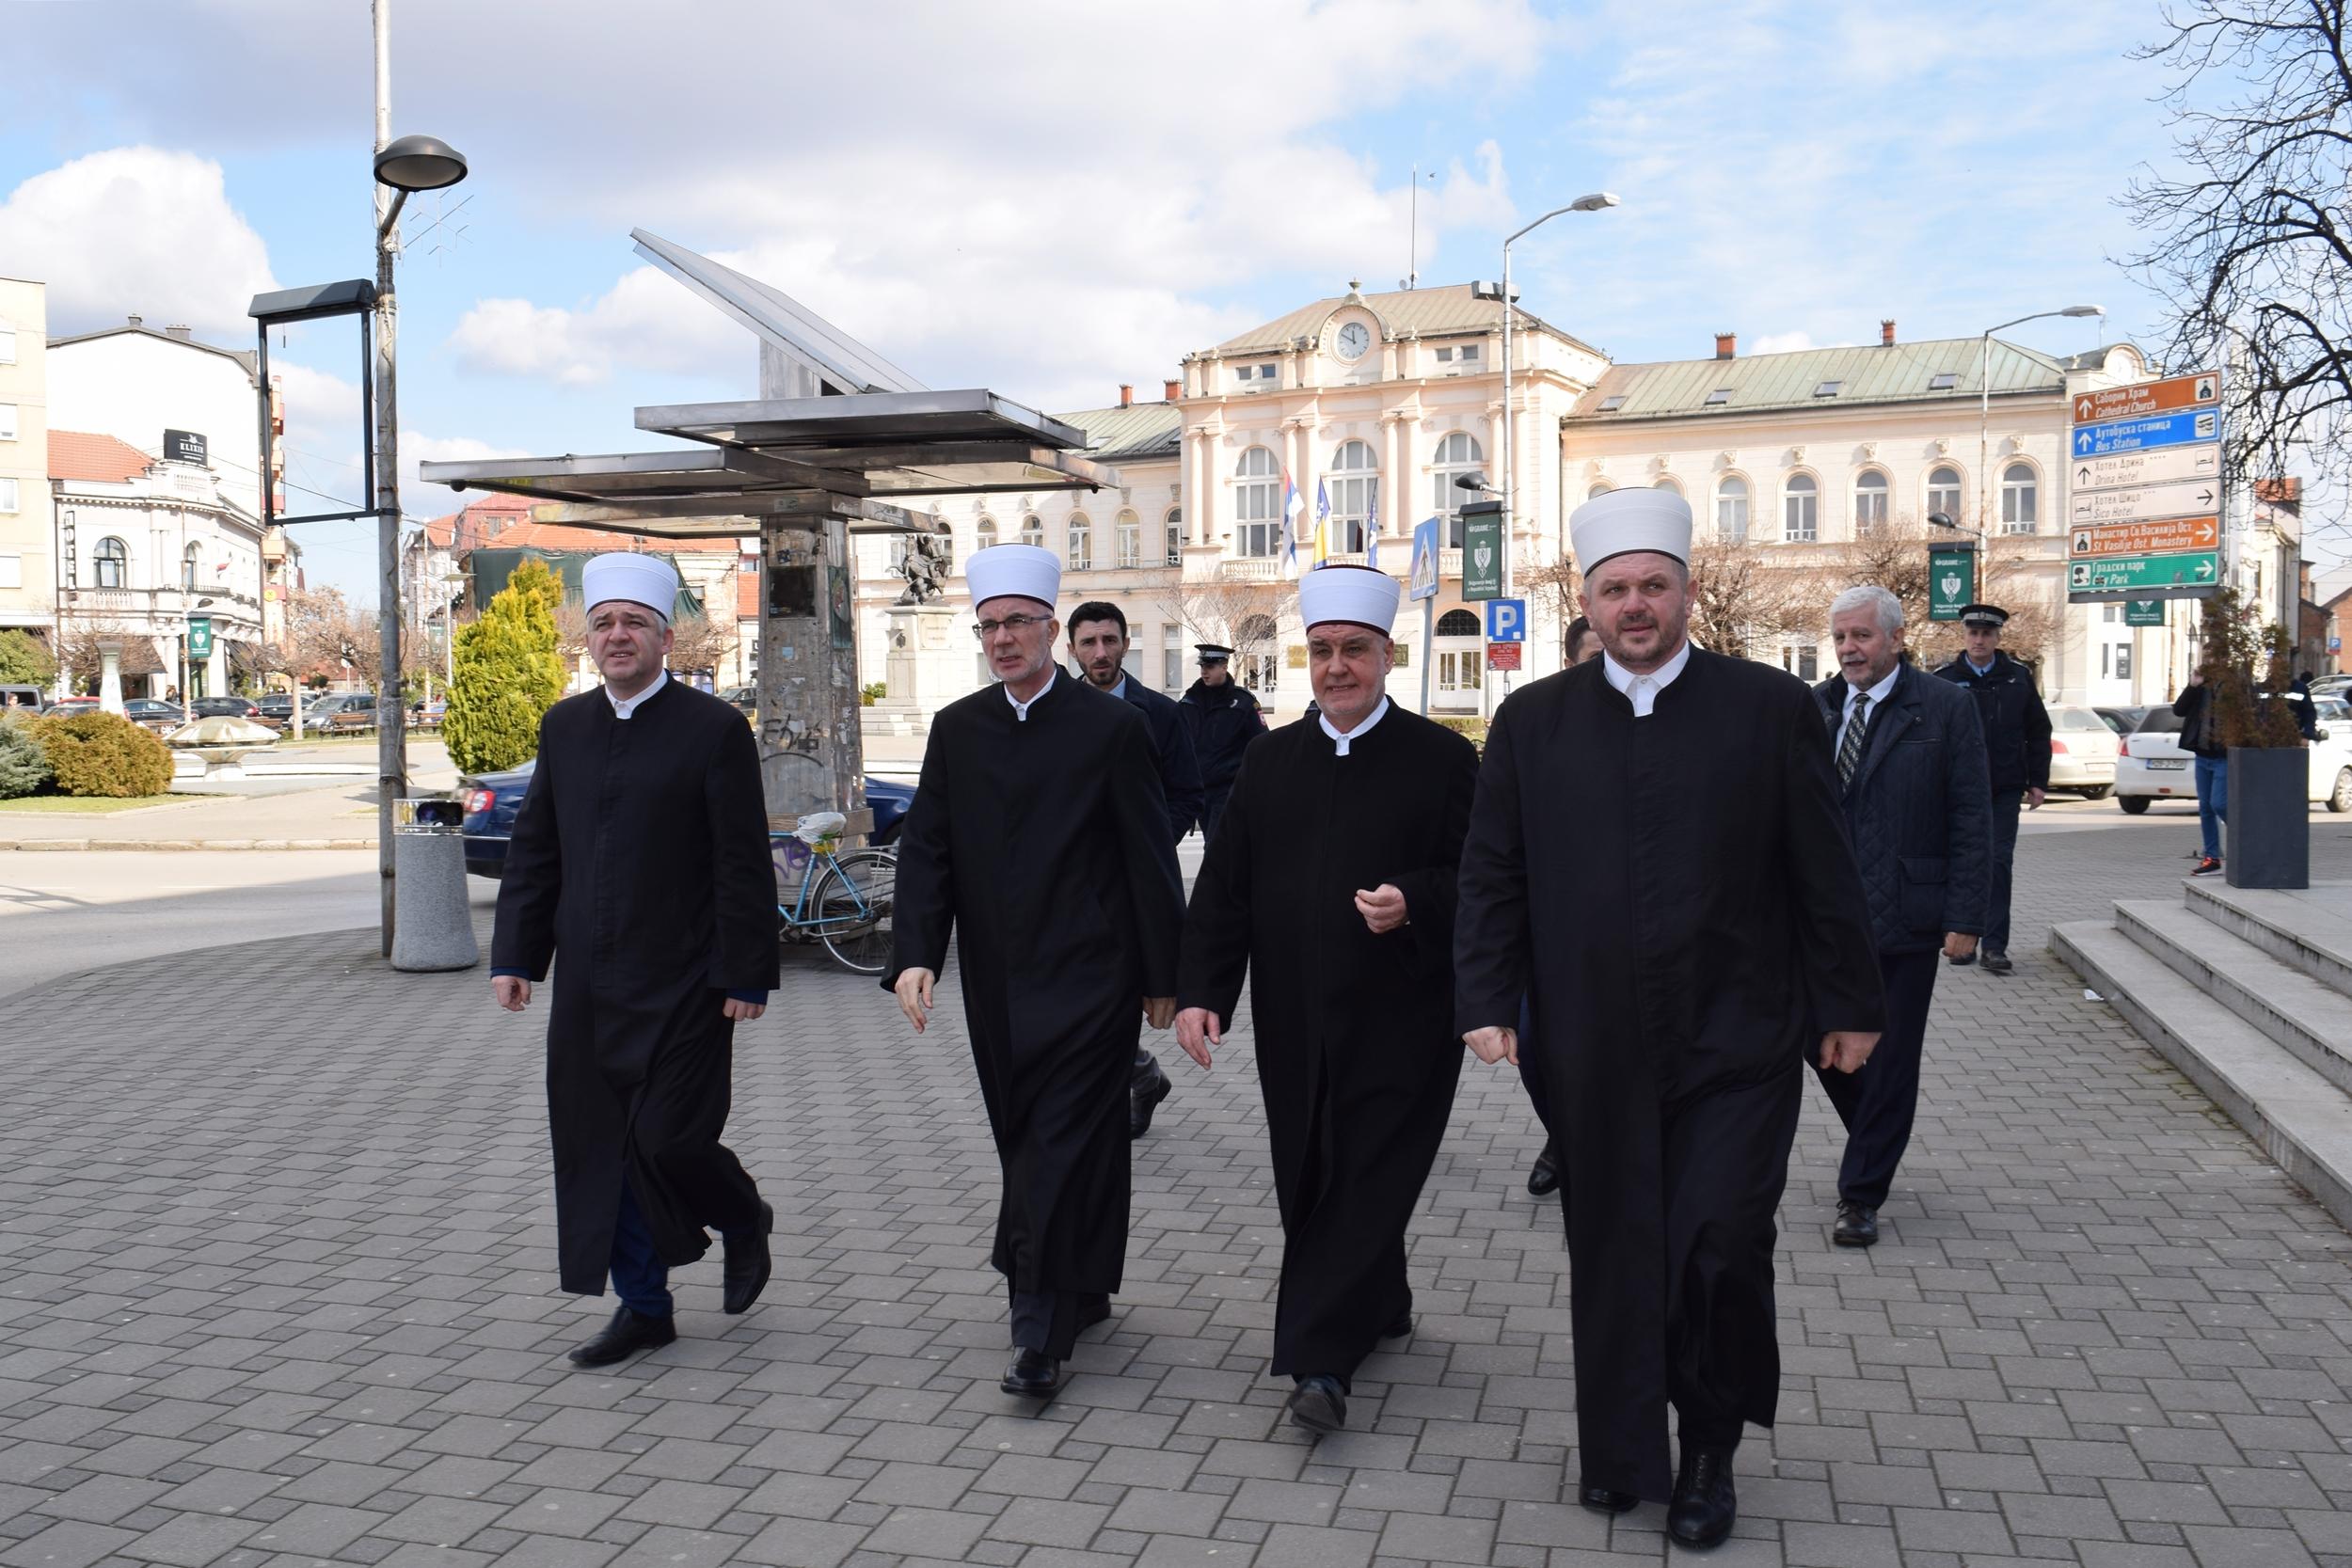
[2071,407,2219,458]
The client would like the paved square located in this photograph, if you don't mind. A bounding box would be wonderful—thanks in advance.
[3,812,2349,1567]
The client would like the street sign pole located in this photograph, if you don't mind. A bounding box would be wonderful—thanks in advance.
[2067,368,2224,607]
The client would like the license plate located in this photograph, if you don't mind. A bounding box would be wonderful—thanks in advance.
[2149,758,2187,770]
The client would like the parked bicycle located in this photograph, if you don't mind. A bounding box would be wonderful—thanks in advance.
[773,812,896,974]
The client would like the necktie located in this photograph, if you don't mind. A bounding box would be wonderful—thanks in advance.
[1838,691,1870,785]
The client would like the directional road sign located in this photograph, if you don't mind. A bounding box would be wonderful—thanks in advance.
[2068,515,2219,558]
[2071,407,2220,458]
[1485,598,1526,642]
[2069,369,2218,427]
[2068,552,2221,594]
[2071,445,2220,494]
[2070,478,2219,525]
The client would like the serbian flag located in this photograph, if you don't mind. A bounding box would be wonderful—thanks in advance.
[1313,479,1331,567]
[1363,476,1380,569]
[1281,469,1304,576]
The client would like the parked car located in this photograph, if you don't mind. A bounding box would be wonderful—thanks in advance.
[121,698,190,734]
[2093,705,2147,737]
[408,699,448,730]
[0,685,48,714]
[310,693,379,734]
[719,685,757,718]
[2045,704,2120,799]
[458,760,916,879]
[190,696,262,720]
[2115,697,2352,814]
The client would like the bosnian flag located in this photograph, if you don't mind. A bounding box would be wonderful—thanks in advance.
[1313,479,1331,567]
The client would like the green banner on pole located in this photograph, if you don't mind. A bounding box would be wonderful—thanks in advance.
[187,617,214,659]
[1927,546,1976,622]
[2123,599,2166,626]
[1460,503,1503,602]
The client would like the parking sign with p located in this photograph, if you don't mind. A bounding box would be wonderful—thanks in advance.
[1486,598,1526,642]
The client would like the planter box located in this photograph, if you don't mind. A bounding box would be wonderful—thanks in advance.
[2226,746,2309,889]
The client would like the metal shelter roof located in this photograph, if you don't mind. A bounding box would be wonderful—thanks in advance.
[418,239,1121,538]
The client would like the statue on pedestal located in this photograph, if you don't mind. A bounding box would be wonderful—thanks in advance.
[894,532,950,606]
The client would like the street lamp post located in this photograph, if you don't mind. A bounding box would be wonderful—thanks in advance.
[1977,305,2104,550]
[1500,192,1617,599]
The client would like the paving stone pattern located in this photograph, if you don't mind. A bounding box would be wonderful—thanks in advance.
[4,817,2351,1568]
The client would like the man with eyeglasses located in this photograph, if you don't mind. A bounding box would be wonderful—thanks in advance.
[886,545,1185,1404]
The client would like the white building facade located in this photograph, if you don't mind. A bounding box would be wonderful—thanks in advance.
[0,277,57,656]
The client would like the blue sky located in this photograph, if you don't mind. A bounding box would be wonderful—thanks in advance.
[10,0,2319,591]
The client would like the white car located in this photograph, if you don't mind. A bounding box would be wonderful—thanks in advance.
[2116,695,2352,814]
[2046,704,2120,799]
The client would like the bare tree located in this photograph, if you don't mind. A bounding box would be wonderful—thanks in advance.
[1688,538,1832,659]
[2122,2,2352,511]
[665,613,736,678]
[56,619,149,693]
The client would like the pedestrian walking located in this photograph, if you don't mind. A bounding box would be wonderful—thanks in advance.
[1520,614,1605,1200]
[1454,487,1883,1547]
[886,545,1185,1403]
[1932,604,2049,974]
[490,553,780,1369]
[1181,644,1266,839]
[2173,668,2228,875]
[1812,586,1992,1248]
[1066,600,1203,1140]
[1175,565,1478,1435]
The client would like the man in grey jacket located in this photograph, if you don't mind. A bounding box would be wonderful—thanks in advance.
[1813,586,1993,1248]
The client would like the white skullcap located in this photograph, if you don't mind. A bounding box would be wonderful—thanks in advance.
[1298,563,1402,637]
[1570,486,1692,573]
[966,542,1061,612]
[580,552,679,621]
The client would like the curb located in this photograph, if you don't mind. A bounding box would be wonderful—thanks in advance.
[0,838,377,852]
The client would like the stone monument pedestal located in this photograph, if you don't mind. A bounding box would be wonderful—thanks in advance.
[865,602,963,737]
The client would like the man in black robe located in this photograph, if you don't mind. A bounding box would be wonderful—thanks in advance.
[1177,565,1476,1434]
[492,552,780,1369]
[1181,644,1266,839]
[1066,600,1202,1140]
[1455,488,1883,1548]
[887,545,1185,1402]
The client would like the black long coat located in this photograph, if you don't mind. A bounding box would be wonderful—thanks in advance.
[1178,705,1478,1377]
[1933,650,2051,794]
[492,680,780,1295]
[1121,679,1204,842]
[1181,678,1266,795]
[885,672,1185,1297]
[1454,649,1883,1500]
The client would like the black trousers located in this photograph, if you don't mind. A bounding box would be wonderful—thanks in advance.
[1811,947,1939,1210]
[1986,788,2023,953]
[1010,1288,1108,1358]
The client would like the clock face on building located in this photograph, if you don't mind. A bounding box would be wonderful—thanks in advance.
[1335,321,1371,362]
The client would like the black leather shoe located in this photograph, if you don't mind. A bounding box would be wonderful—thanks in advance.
[1667,1444,1737,1548]
[1381,1308,1414,1339]
[1000,1348,1066,1400]
[1580,1484,1639,1515]
[1527,1138,1560,1196]
[568,1305,676,1368]
[1131,1054,1173,1139]
[1287,1374,1347,1434]
[1980,948,2013,974]
[1947,947,1976,966]
[1834,1201,1879,1247]
[722,1201,773,1315]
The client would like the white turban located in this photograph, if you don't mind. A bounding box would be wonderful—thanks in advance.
[580,552,680,622]
[1570,486,1692,573]
[1298,563,1402,637]
[966,542,1061,612]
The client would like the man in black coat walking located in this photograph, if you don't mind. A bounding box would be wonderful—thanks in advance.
[1181,645,1266,839]
[1933,604,2049,974]
[1066,600,1203,1139]
[1814,586,1992,1248]
[492,552,781,1370]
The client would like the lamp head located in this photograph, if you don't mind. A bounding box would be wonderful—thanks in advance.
[2061,304,2105,318]
[1454,473,1494,493]
[373,135,468,193]
[1570,192,1620,212]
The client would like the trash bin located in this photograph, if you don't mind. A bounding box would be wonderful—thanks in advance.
[391,807,480,973]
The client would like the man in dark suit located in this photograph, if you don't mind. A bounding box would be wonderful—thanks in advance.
[1068,602,1203,1139]
[1815,585,1992,1248]
[1932,604,2048,974]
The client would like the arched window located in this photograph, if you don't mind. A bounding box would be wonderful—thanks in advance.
[1784,474,1818,542]
[1067,512,1093,570]
[1587,481,1613,501]
[1020,515,1043,548]
[183,542,201,592]
[1853,469,1889,532]
[94,536,128,589]
[1432,431,1485,547]
[1926,466,1962,524]
[1115,509,1141,569]
[1653,476,1685,498]
[1166,508,1183,566]
[2000,462,2038,533]
[1435,608,1482,699]
[1328,439,1377,553]
[976,517,998,551]
[932,530,954,576]
[1436,609,1481,636]
[1716,476,1750,542]
[1235,446,1281,557]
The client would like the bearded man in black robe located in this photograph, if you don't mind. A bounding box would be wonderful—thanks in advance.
[1177,565,1476,1435]
[492,551,781,1370]
[1455,488,1884,1548]
[886,544,1185,1403]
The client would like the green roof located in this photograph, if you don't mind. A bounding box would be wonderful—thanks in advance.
[1054,403,1181,463]
[1565,336,2091,423]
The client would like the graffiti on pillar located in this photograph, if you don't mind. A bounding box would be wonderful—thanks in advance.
[829,566,854,648]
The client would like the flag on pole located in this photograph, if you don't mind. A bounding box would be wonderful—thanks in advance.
[1281,469,1304,577]
[1313,480,1331,567]
[1364,477,1380,569]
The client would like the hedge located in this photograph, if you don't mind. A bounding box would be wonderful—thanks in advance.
[27,710,174,798]
[0,716,52,799]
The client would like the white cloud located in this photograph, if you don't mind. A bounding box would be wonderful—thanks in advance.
[1748,332,1820,356]
[0,148,278,336]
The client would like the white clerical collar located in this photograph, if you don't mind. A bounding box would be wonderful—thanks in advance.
[605,668,668,720]
[1602,640,1692,719]
[1843,662,1900,722]
[1319,694,1391,756]
[1005,669,1058,721]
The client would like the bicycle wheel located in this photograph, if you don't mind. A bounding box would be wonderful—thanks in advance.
[813,847,897,974]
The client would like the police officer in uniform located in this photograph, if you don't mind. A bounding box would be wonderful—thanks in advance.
[1181,643,1267,841]
[1932,604,2049,975]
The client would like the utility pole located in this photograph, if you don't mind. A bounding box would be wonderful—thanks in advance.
[373,0,406,954]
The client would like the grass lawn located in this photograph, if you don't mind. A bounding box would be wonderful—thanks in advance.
[0,794,205,815]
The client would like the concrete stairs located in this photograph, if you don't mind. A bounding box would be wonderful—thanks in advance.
[2053,880,2352,1233]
